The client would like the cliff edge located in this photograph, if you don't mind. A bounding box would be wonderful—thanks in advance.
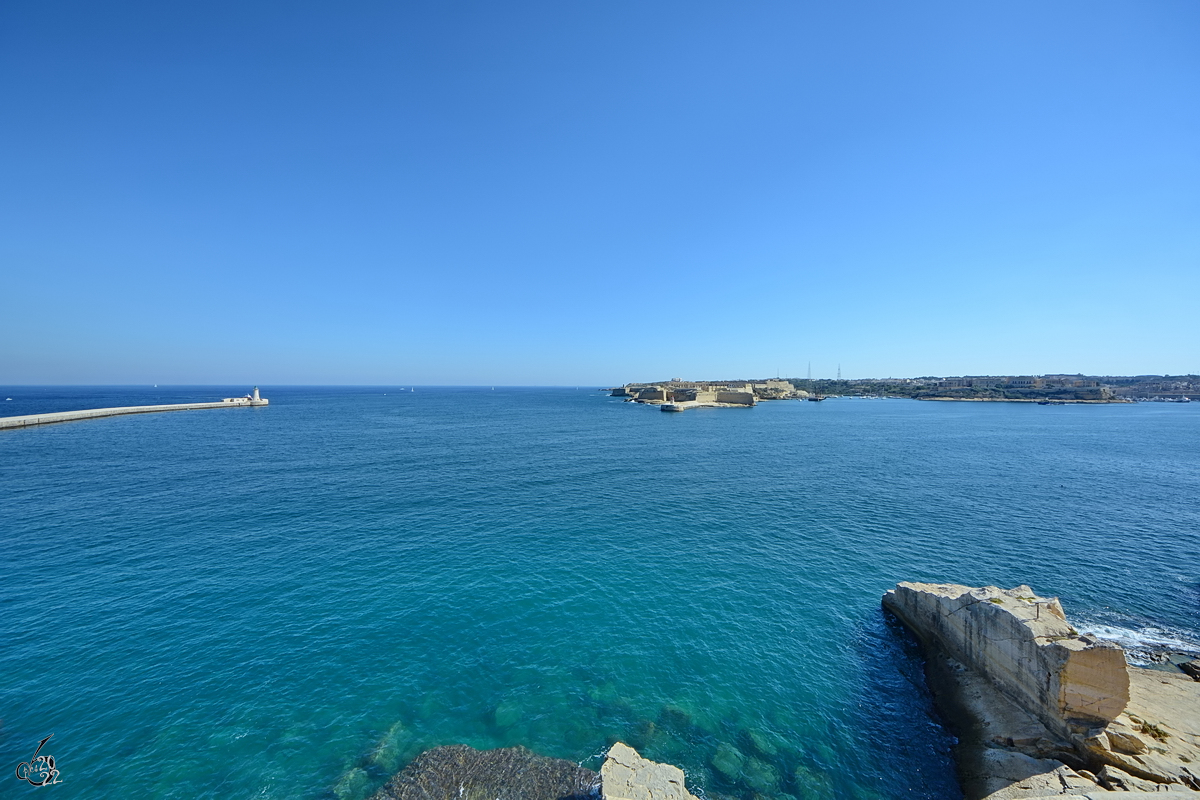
[884,581,1199,799]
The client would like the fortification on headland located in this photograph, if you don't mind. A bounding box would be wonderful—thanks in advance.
[608,378,804,411]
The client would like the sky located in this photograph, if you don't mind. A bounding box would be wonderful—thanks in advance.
[2,1,1198,385]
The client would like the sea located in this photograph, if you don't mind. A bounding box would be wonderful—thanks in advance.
[2,386,1197,800]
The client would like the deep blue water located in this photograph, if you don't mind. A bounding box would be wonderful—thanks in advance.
[2,387,1197,800]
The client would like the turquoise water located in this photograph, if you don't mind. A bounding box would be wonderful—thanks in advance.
[2,387,1198,799]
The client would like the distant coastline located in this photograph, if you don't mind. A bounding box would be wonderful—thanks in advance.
[609,374,1196,408]
[789,373,1196,403]
[916,396,1131,404]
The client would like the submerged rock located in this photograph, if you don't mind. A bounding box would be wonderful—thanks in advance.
[709,742,744,782]
[368,720,414,774]
[493,701,523,729]
[627,719,662,753]
[656,705,693,732]
[789,764,834,800]
[335,767,372,800]
[739,728,779,759]
[739,756,779,793]
[369,745,598,800]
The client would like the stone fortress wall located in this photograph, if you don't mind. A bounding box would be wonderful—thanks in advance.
[612,378,801,409]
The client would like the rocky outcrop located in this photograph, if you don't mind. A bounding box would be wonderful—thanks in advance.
[367,742,701,800]
[883,582,1200,798]
[884,582,1128,739]
[369,745,598,800]
[601,743,699,800]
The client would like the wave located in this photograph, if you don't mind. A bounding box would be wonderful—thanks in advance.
[1075,622,1200,664]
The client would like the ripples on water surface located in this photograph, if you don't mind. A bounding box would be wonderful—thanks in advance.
[2,387,1197,799]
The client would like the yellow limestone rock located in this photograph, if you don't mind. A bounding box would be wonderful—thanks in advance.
[601,743,700,800]
[884,581,1200,796]
[883,582,1129,737]
[1102,668,1200,788]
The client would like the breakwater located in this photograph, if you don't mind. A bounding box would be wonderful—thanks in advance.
[0,389,268,430]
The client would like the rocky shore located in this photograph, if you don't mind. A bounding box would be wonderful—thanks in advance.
[367,744,599,800]
[883,582,1200,799]
[367,742,695,800]
[344,700,832,800]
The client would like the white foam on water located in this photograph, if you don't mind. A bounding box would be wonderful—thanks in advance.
[1076,622,1200,661]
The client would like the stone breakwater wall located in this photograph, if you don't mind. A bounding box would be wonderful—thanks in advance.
[884,581,1199,798]
[0,399,268,430]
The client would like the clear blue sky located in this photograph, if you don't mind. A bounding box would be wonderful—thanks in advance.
[2,1,1197,385]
